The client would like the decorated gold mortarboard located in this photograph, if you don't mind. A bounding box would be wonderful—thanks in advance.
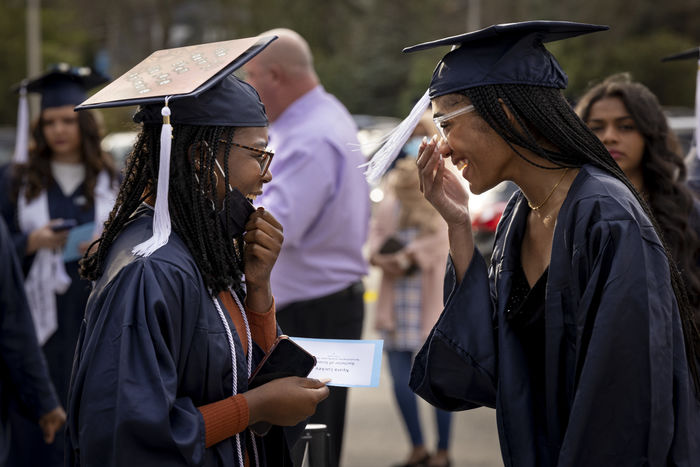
[76,36,276,257]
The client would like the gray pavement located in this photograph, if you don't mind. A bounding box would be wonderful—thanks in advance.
[339,271,503,467]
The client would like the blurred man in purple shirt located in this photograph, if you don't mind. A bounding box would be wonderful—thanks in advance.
[245,28,369,466]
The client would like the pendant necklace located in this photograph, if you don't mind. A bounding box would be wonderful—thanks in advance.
[528,168,569,211]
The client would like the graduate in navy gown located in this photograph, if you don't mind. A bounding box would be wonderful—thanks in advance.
[67,36,329,466]
[0,64,119,466]
[0,216,66,465]
[368,21,700,467]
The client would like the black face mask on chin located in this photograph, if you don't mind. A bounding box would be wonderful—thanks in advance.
[217,187,255,240]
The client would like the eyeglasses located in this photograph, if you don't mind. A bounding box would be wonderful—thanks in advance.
[433,104,475,139]
[220,140,275,176]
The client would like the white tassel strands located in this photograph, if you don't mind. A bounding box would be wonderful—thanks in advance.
[133,99,173,257]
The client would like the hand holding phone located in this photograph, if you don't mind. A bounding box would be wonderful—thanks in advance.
[28,220,74,253]
[246,335,320,435]
[248,335,317,389]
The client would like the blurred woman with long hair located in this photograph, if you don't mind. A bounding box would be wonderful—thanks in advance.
[575,73,700,312]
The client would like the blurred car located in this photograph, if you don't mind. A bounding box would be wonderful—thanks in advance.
[469,181,518,260]
[352,114,401,159]
[664,107,695,157]
[101,131,138,170]
[663,108,699,194]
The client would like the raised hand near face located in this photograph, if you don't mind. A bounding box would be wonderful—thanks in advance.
[416,135,471,229]
[417,135,475,282]
[242,207,283,312]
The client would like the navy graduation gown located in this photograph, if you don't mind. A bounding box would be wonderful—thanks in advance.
[0,217,59,464]
[66,209,299,466]
[410,165,700,466]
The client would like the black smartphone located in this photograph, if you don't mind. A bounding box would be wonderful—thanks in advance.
[51,219,78,232]
[248,335,317,389]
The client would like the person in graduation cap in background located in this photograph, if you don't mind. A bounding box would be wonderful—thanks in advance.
[575,73,700,322]
[661,46,700,197]
[0,63,119,467]
[67,36,329,467]
[366,20,700,466]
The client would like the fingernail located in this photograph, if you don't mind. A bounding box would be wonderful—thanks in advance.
[320,378,332,384]
[422,136,428,144]
[431,134,438,143]
[257,207,264,211]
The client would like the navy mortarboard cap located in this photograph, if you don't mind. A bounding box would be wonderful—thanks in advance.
[22,63,109,109]
[76,36,276,257]
[404,20,609,98]
[11,63,109,165]
[662,46,700,159]
[364,20,608,183]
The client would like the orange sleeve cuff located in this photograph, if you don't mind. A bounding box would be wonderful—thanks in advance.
[246,297,278,354]
[198,394,249,448]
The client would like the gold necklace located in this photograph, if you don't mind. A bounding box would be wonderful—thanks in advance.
[528,168,569,211]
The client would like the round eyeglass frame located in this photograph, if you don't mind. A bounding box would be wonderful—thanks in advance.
[220,140,275,176]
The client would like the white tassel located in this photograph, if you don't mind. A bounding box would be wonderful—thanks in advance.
[133,98,173,257]
[13,85,29,164]
[362,89,430,184]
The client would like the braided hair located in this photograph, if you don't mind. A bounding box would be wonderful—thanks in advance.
[80,122,245,297]
[575,73,700,313]
[461,83,700,395]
